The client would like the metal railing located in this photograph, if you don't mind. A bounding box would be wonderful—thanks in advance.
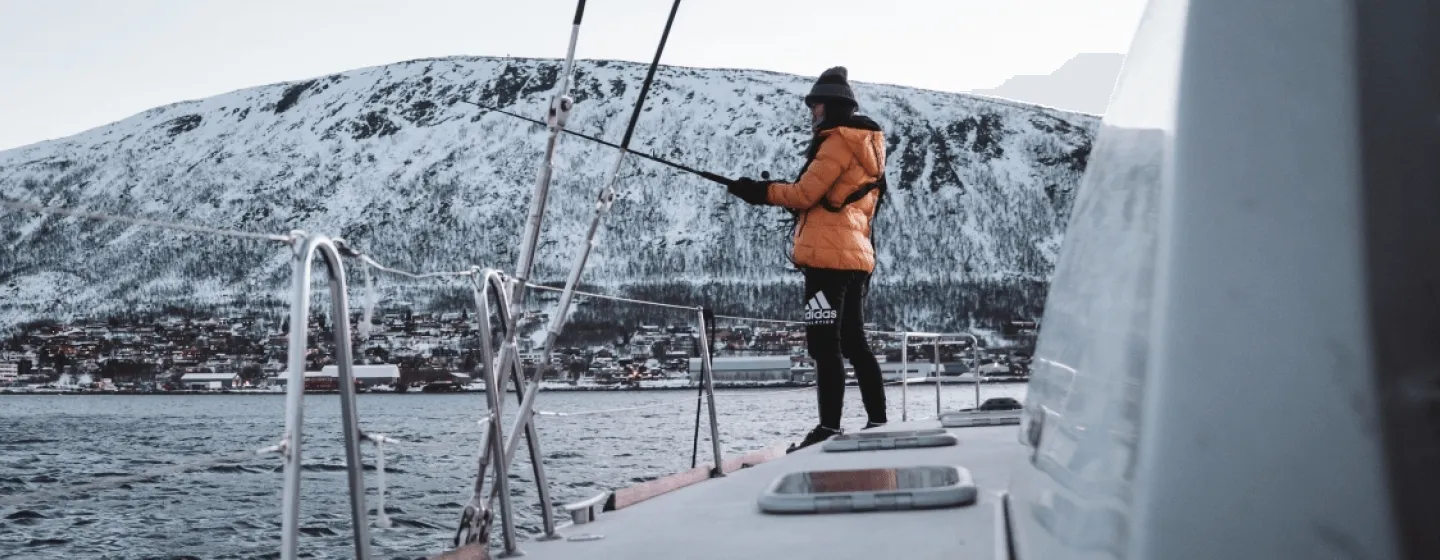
[468,291,992,549]
[456,276,726,557]
[278,232,372,560]
[708,314,986,422]
[0,198,387,560]
[893,331,984,421]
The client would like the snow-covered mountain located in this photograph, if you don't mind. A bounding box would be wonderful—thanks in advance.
[0,56,1097,331]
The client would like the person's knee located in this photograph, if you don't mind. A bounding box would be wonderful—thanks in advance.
[807,324,842,358]
[839,336,870,360]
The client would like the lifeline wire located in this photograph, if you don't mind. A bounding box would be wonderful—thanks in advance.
[461,99,734,187]
[483,278,976,342]
[715,314,805,327]
[339,251,476,339]
[497,2,702,519]
[524,282,699,312]
[715,378,927,399]
[716,313,978,339]
[0,198,294,243]
[353,253,476,281]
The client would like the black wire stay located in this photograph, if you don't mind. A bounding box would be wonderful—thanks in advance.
[460,99,734,186]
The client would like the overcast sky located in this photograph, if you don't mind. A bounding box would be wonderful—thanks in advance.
[0,0,1147,151]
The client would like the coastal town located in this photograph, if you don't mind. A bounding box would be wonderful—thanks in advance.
[0,309,1037,394]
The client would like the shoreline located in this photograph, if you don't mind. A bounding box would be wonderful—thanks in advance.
[0,378,1029,396]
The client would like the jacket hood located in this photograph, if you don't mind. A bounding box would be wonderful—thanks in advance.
[818,115,885,176]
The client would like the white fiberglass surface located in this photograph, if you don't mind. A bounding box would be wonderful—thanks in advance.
[1015,0,1406,557]
[1133,0,1399,557]
[1007,0,1187,558]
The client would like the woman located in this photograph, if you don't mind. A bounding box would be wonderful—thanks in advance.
[727,66,888,451]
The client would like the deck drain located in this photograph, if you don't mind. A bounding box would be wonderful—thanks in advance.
[567,533,604,542]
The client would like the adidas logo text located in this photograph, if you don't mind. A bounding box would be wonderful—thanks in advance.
[805,293,837,324]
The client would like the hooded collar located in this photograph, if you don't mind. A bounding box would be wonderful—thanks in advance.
[796,114,885,180]
[814,115,885,176]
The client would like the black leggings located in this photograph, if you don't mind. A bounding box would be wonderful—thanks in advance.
[803,268,886,429]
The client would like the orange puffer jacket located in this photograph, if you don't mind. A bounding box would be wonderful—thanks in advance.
[766,119,886,273]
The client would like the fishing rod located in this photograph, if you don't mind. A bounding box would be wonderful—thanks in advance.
[460,98,737,186]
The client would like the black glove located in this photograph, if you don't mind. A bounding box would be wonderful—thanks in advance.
[727,177,771,206]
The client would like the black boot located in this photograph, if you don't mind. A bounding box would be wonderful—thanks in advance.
[786,425,842,453]
[862,421,886,430]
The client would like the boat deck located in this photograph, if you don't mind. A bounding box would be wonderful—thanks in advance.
[479,419,1026,559]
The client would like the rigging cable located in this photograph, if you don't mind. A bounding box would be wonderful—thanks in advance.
[480,0,694,543]
[462,99,736,187]
[456,0,593,552]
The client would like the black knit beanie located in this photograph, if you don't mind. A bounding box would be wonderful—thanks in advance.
[805,66,857,110]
